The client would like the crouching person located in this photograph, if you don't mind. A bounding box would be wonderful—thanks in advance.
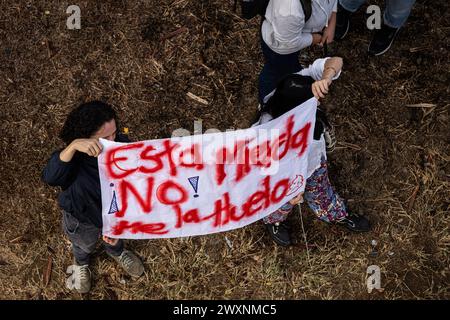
[42,101,144,293]
[254,57,371,246]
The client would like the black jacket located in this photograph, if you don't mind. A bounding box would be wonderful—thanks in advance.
[42,135,129,228]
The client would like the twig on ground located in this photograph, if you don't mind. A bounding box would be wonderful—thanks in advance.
[187,92,209,105]
[336,141,362,151]
[298,204,311,266]
[43,255,52,287]
[407,185,420,213]
[405,103,436,108]
[160,27,188,41]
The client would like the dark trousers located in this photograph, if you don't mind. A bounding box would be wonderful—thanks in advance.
[258,38,302,103]
[62,211,123,265]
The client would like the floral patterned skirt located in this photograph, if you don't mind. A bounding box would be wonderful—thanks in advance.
[263,157,348,224]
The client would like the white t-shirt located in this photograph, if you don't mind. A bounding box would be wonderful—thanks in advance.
[262,0,338,55]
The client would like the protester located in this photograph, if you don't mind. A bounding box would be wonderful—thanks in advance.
[259,0,338,102]
[42,101,144,293]
[335,0,416,55]
[254,57,371,246]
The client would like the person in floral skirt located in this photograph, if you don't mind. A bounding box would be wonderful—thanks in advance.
[254,56,371,246]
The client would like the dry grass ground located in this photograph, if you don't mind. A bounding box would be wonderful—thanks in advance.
[0,0,448,299]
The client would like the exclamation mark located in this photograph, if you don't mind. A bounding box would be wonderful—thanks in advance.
[188,176,199,198]
[108,183,119,214]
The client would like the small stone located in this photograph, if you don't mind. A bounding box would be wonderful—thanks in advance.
[371,240,377,247]
[45,10,50,15]
[388,251,394,256]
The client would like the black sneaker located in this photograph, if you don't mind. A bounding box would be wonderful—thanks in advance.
[265,221,292,246]
[336,213,371,232]
[368,24,400,56]
[335,3,352,40]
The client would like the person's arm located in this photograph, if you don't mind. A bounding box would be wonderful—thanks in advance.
[299,57,343,80]
[322,57,343,80]
[298,57,343,99]
[42,151,77,187]
[42,138,103,187]
[60,138,103,162]
[311,57,343,99]
[289,192,304,205]
[312,33,323,46]
[320,12,336,46]
[102,235,119,246]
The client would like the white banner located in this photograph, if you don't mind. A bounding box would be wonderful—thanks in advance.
[98,98,318,239]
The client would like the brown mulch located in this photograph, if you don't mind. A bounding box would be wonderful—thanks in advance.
[0,0,448,299]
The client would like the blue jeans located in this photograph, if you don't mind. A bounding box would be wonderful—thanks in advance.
[340,0,415,28]
[258,38,302,103]
[62,210,124,265]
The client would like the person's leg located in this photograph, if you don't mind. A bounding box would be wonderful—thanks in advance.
[258,64,273,103]
[103,239,124,258]
[259,63,274,103]
[304,157,371,232]
[339,0,367,13]
[263,203,293,225]
[263,203,294,246]
[304,158,348,223]
[62,211,99,293]
[62,211,99,265]
[104,238,144,278]
[368,0,415,55]
[384,0,416,29]
[335,0,367,40]
[258,38,301,103]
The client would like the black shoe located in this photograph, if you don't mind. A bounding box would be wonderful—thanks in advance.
[335,3,352,40]
[265,221,292,246]
[368,24,400,56]
[336,213,371,232]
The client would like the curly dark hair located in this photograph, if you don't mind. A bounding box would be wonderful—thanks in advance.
[59,101,117,145]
